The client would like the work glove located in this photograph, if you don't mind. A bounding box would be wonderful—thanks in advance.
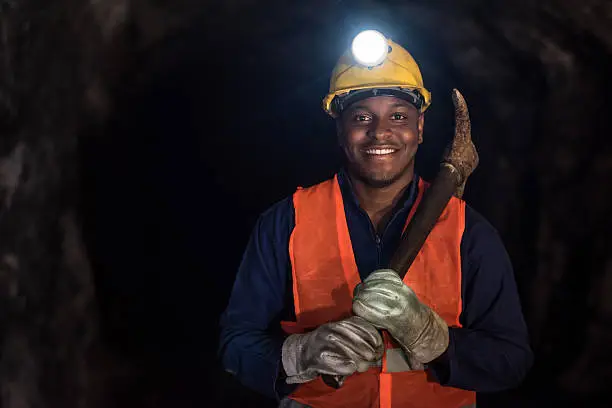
[352,269,449,366]
[281,315,384,384]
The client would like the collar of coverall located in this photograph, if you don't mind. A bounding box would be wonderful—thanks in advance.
[336,168,420,220]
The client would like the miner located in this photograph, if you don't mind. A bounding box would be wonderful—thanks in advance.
[218,30,533,407]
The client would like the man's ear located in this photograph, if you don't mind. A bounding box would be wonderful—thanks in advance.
[417,113,424,144]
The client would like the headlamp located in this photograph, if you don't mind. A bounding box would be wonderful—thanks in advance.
[351,30,389,67]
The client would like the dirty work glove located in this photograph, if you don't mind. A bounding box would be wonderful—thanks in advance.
[352,269,449,365]
[281,315,384,384]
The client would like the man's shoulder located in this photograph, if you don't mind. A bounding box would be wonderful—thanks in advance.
[464,204,501,237]
[294,174,338,193]
[465,203,498,234]
[446,195,500,239]
[260,195,294,219]
[256,174,338,232]
[462,204,509,256]
[256,194,296,236]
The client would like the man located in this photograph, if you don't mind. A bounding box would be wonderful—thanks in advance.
[218,31,533,407]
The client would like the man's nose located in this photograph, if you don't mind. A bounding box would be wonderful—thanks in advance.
[367,118,393,140]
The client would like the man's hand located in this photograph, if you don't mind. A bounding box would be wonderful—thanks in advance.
[281,316,384,384]
[352,269,449,365]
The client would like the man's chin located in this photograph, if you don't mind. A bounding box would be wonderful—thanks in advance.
[358,171,401,188]
[346,160,414,189]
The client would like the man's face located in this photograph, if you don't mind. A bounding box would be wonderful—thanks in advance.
[338,95,424,188]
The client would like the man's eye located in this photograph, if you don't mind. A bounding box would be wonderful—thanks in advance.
[392,113,407,120]
[354,114,370,122]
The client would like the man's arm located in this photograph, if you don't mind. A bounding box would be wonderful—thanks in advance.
[218,197,296,400]
[427,205,534,392]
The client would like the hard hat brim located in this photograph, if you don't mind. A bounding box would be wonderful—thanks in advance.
[330,87,425,116]
[323,84,431,118]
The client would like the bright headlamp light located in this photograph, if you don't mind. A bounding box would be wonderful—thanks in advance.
[351,30,389,67]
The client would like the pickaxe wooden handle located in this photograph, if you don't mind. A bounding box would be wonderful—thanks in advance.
[390,88,478,277]
[322,89,478,389]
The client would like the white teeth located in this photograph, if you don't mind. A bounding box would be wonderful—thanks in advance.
[365,148,396,155]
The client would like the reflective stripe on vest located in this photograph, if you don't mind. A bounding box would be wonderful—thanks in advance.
[280,174,476,408]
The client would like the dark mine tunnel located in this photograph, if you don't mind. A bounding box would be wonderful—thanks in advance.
[1,1,612,407]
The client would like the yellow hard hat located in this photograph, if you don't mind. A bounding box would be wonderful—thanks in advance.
[322,31,431,117]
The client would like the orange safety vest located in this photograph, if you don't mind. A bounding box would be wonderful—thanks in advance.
[280,174,477,408]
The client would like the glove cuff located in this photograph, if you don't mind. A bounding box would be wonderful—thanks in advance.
[281,334,304,378]
[281,333,318,384]
[404,308,449,364]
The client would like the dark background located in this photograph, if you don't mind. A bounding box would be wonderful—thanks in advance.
[1,1,611,407]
